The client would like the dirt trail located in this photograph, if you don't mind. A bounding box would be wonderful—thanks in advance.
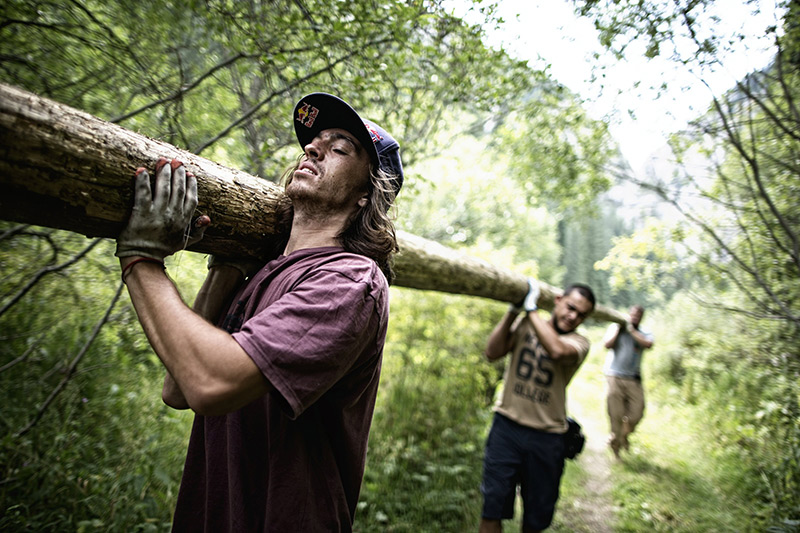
[566,402,615,532]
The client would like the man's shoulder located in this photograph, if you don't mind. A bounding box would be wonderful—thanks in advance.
[297,249,388,295]
[562,329,591,354]
[268,247,387,293]
[287,247,380,273]
[318,250,385,280]
[562,329,589,342]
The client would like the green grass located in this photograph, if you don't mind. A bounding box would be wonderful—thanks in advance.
[566,326,764,533]
[608,389,762,532]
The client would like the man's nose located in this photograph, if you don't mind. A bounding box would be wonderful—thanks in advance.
[304,140,322,159]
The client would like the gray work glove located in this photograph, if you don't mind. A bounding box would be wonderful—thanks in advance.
[116,158,208,260]
[207,254,263,280]
[523,278,540,313]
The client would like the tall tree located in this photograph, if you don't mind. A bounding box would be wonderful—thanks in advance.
[574,0,800,525]
[1,0,535,181]
[574,0,798,327]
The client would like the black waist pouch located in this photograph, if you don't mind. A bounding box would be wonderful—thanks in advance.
[564,417,585,459]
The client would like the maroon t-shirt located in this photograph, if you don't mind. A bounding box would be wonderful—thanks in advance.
[171,247,389,532]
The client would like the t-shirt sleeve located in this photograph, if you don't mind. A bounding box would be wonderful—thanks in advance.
[508,314,526,349]
[602,323,618,344]
[562,333,591,364]
[231,267,381,419]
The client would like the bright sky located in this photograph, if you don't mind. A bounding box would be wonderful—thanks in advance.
[448,0,785,171]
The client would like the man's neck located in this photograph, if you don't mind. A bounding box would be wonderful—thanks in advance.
[551,317,570,335]
[282,210,351,255]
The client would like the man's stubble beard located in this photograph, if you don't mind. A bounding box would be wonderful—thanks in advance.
[286,184,353,224]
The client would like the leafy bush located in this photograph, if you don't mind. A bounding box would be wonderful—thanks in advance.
[356,288,502,531]
[0,227,199,531]
[648,291,800,529]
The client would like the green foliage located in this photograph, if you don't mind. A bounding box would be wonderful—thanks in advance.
[573,0,781,70]
[607,403,760,532]
[645,292,800,530]
[667,75,800,330]
[0,0,540,186]
[594,217,689,308]
[583,330,723,532]
[490,84,616,215]
[579,12,800,525]
[560,200,634,307]
[579,0,799,328]
[356,288,501,531]
[0,225,202,531]
[400,131,565,284]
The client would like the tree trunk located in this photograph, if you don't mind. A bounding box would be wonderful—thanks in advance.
[0,83,624,323]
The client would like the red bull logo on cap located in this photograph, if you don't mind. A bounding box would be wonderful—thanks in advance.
[296,102,319,128]
[363,121,383,144]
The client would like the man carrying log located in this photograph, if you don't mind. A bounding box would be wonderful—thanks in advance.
[603,304,654,459]
[114,93,402,531]
[479,280,595,533]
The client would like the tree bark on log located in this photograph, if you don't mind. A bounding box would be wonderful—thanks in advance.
[0,83,625,323]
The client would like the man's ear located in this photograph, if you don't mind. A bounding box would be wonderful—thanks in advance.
[357,195,368,207]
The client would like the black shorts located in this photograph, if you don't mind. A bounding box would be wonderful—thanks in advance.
[480,413,565,530]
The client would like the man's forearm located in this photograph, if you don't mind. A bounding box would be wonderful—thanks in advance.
[163,371,189,409]
[122,258,268,416]
[604,324,621,349]
[485,310,517,360]
[526,312,578,361]
[628,326,653,349]
[161,264,245,407]
[193,265,245,322]
[123,259,232,376]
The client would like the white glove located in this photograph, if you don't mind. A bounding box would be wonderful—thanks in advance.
[523,278,540,312]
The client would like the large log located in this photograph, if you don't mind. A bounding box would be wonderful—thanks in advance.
[0,83,625,323]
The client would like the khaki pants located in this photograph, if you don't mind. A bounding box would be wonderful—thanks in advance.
[606,375,645,452]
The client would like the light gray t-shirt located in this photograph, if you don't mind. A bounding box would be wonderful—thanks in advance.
[603,324,654,378]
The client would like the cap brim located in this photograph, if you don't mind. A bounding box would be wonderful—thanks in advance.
[293,93,379,168]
